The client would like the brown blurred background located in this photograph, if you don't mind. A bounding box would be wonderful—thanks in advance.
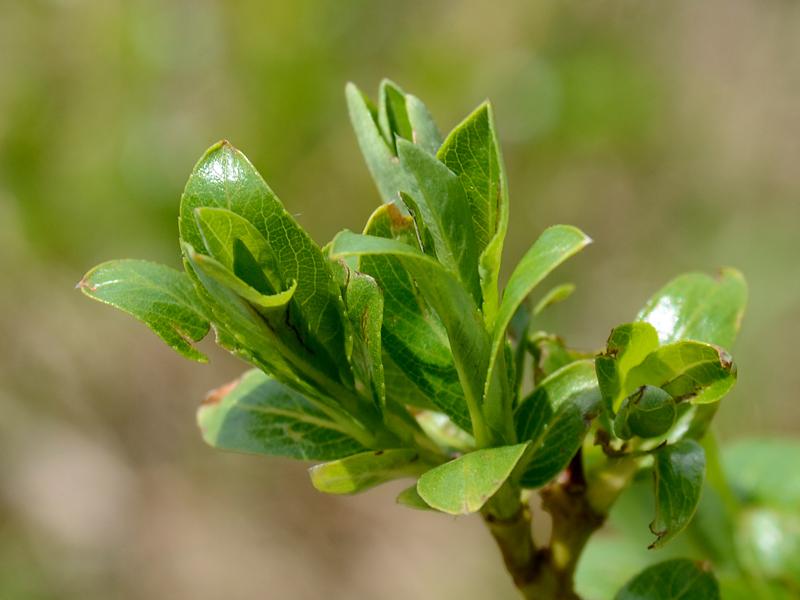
[1,1,798,598]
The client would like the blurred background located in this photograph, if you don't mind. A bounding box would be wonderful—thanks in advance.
[1,1,798,598]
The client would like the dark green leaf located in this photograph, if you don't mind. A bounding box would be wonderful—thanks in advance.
[615,559,720,600]
[397,138,482,304]
[416,443,529,515]
[79,260,210,362]
[359,204,470,431]
[637,269,747,349]
[438,102,508,324]
[331,229,491,445]
[309,448,424,495]
[515,360,602,488]
[614,386,676,440]
[625,341,736,405]
[198,369,368,461]
[650,440,706,548]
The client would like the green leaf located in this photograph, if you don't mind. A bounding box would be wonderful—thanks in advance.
[485,225,591,432]
[614,386,677,440]
[533,283,576,316]
[637,269,747,349]
[397,138,482,304]
[615,559,720,600]
[515,360,602,488]
[346,83,414,205]
[595,322,660,411]
[359,204,470,431]
[406,94,442,155]
[625,341,736,405]
[331,229,491,445]
[378,79,413,150]
[79,260,210,362]
[734,507,800,582]
[344,270,385,413]
[198,369,368,461]
[438,102,507,324]
[179,141,347,377]
[416,443,529,515]
[190,251,297,314]
[650,440,706,548]
[309,448,424,495]
[396,484,434,511]
[723,438,800,510]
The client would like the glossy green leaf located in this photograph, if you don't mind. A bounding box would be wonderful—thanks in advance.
[515,360,602,488]
[723,438,800,509]
[638,269,747,349]
[533,283,576,316]
[595,322,660,411]
[650,440,706,548]
[614,386,676,440]
[615,559,720,600]
[625,341,736,405]
[309,448,424,495]
[416,443,529,515]
[346,83,414,205]
[198,369,367,461]
[344,270,385,413]
[79,260,210,362]
[331,229,491,445]
[397,138,482,304]
[485,225,591,428]
[359,204,470,430]
[179,141,347,376]
[438,102,507,324]
[396,484,434,511]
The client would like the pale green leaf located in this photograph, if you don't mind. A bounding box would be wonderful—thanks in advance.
[625,341,736,405]
[515,360,602,488]
[650,440,706,548]
[396,484,434,511]
[615,559,720,599]
[406,94,442,154]
[198,369,367,461]
[309,448,425,495]
[723,438,800,510]
[734,507,800,582]
[79,260,210,362]
[595,322,660,411]
[533,283,576,316]
[637,269,747,349]
[416,443,529,515]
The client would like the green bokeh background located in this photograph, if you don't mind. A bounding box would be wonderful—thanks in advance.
[1,1,798,598]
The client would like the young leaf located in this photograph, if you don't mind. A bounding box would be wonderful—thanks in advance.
[344,271,386,413]
[416,443,529,515]
[614,386,677,440]
[179,141,348,377]
[533,283,576,316]
[485,225,591,432]
[406,94,442,154]
[378,79,414,151]
[625,341,736,404]
[595,322,660,411]
[396,484,435,511]
[515,360,602,488]
[331,230,491,445]
[615,559,720,600]
[638,268,747,349]
[359,204,471,431]
[79,260,210,362]
[346,83,415,205]
[397,138,482,304]
[198,369,369,461]
[650,440,706,548]
[309,448,425,495]
[438,102,508,325]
